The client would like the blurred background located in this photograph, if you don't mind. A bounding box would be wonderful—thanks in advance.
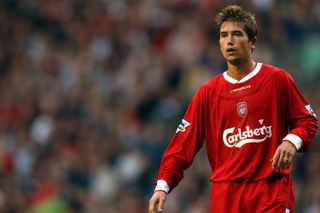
[0,0,319,212]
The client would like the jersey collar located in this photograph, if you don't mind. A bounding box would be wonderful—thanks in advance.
[223,62,262,84]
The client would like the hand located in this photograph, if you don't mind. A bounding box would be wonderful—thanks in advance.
[271,140,297,172]
[149,190,167,213]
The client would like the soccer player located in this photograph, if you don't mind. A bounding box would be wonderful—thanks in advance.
[148,5,319,213]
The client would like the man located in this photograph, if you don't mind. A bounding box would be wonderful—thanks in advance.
[149,5,318,213]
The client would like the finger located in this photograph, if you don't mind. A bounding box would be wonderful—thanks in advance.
[149,202,155,213]
[278,151,287,171]
[271,148,280,170]
[279,151,289,171]
[281,158,289,171]
[285,152,293,170]
[285,161,291,170]
[276,150,286,172]
[282,152,288,170]
[149,197,158,213]
[281,152,292,171]
[158,194,166,212]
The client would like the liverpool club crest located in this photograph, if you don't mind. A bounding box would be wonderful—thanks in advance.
[237,102,247,118]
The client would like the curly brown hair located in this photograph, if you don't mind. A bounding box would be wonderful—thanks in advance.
[215,5,258,41]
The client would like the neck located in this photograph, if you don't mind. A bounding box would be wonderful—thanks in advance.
[227,59,256,81]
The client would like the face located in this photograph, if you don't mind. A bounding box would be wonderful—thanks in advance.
[219,21,256,65]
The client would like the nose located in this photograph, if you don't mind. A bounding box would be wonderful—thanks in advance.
[226,34,234,45]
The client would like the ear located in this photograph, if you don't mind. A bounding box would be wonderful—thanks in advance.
[250,36,257,49]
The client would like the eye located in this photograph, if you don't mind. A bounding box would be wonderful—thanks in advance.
[220,33,228,38]
[234,31,244,36]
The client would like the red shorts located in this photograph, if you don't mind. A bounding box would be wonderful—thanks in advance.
[210,175,294,213]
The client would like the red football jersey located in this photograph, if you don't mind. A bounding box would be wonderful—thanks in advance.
[157,63,318,191]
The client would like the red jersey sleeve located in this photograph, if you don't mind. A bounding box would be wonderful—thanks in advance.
[157,85,207,191]
[280,71,318,151]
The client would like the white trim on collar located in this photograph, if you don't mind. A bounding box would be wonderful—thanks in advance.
[223,62,262,84]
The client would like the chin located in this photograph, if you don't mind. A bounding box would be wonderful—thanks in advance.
[226,58,242,65]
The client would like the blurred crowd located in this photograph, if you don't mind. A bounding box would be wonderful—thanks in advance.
[0,0,319,212]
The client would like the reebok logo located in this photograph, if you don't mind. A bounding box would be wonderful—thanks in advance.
[231,85,251,93]
[176,119,191,133]
[223,120,272,148]
[305,104,317,118]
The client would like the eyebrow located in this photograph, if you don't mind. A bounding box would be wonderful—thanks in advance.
[219,30,244,35]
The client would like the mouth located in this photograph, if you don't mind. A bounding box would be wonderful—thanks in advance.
[226,48,236,53]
